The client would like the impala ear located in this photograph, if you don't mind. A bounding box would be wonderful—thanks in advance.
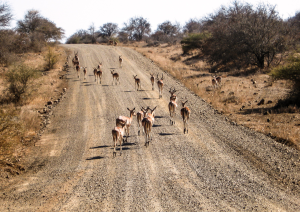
[127,108,130,111]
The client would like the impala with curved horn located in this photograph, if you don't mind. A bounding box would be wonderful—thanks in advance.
[169,87,177,102]
[116,108,136,142]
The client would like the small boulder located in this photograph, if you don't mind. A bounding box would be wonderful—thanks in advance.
[257,99,265,105]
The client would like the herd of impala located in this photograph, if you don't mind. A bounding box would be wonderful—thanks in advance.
[71,52,191,157]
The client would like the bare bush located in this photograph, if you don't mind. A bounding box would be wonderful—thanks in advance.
[6,65,39,103]
[151,21,182,43]
[183,19,202,34]
[44,46,59,70]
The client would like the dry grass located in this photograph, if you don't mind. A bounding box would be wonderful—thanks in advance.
[0,46,68,171]
[130,41,300,150]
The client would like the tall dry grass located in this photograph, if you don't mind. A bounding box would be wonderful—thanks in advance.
[0,46,68,164]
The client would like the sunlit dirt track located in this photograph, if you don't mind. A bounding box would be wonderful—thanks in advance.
[0,44,300,211]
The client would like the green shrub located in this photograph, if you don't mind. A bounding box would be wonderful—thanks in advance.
[6,65,39,103]
[181,33,210,54]
[272,53,300,107]
[44,46,59,70]
[271,54,300,81]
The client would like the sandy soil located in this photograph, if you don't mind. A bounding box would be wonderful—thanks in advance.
[0,44,299,211]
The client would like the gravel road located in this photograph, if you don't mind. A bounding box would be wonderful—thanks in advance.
[0,44,300,211]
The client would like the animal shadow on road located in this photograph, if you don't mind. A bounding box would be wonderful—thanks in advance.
[154,116,164,119]
[86,156,104,160]
[90,145,110,149]
[81,83,92,87]
[153,124,162,127]
[122,142,136,146]
[159,132,175,136]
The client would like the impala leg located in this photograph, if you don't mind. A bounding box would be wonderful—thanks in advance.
[126,127,129,142]
[120,137,123,156]
[187,121,189,133]
[113,140,117,158]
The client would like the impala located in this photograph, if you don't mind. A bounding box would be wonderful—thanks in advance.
[112,119,126,157]
[212,76,217,88]
[142,117,152,147]
[181,100,191,134]
[75,65,80,78]
[157,74,164,99]
[216,76,222,86]
[137,107,148,136]
[93,68,98,81]
[119,55,123,68]
[142,106,157,147]
[168,99,177,125]
[150,73,155,90]
[145,106,156,126]
[169,87,177,102]
[111,70,119,85]
[72,59,79,67]
[134,75,141,91]
[83,67,87,80]
[72,51,79,66]
[96,69,103,84]
[97,62,102,70]
[116,108,136,142]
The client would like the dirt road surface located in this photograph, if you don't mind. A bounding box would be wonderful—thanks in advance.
[1,44,300,211]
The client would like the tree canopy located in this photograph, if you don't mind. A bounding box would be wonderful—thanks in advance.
[99,23,118,38]
[200,1,293,70]
[122,17,151,41]
[16,10,64,42]
[0,2,12,28]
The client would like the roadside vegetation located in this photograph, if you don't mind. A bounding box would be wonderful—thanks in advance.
[0,2,66,177]
[1,0,300,177]
[112,2,299,150]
